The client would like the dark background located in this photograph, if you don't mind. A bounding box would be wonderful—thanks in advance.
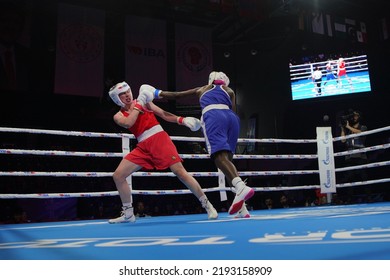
[0,0,389,136]
[0,0,389,223]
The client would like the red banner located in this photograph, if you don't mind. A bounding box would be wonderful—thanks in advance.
[0,0,33,92]
[54,3,105,98]
[125,16,167,97]
[175,23,212,105]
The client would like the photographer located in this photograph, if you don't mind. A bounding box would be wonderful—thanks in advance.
[339,110,368,184]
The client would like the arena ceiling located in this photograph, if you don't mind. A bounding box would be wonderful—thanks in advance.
[119,0,389,45]
[72,0,389,46]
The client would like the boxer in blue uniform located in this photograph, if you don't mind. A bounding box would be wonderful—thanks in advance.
[323,60,337,87]
[152,72,254,218]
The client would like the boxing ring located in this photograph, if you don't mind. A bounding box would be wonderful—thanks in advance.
[0,125,390,261]
[290,54,371,100]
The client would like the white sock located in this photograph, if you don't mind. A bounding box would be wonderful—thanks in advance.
[231,177,242,187]
[232,177,245,192]
[122,202,132,210]
[122,203,133,218]
[199,195,207,203]
[199,195,209,207]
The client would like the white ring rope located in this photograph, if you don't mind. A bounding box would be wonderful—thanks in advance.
[2,125,389,143]
[1,143,389,159]
[2,178,390,199]
[0,149,123,158]
[0,125,389,199]
[1,160,388,178]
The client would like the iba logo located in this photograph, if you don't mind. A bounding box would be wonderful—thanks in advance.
[1,227,389,249]
[177,41,210,72]
[60,23,103,63]
[126,45,165,58]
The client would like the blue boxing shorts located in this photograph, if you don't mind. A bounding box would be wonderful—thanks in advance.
[201,108,240,156]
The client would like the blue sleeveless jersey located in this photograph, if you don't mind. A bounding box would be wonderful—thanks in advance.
[199,85,239,155]
[200,85,232,109]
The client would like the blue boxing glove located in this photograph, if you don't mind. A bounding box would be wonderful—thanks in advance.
[154,88,162,99]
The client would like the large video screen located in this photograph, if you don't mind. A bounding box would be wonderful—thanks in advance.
[289,52,372,101]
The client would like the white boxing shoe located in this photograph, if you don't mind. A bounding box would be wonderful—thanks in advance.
[234,204,251,218]
[228,185,254,215]
[108,207,136,224]
[202,199,218,220]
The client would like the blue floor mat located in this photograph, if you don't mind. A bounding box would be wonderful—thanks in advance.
[1,202,390,260]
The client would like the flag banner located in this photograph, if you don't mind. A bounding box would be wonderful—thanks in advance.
[298,10,315,33]
[360,21,367,33]
[345,18,368,43]
[316,127,336,194]
[297,9,367,43]
[299,12,333,37]
[311,12,325,35]
[346,18,357,41]
[175,23,212,106]
[357,21,368,43]
[54,3,105,98]
[125,16,167,97]
[304,10,312,32]
[334,16,347,39]
[325,14,333,37]
[379,17,389,41]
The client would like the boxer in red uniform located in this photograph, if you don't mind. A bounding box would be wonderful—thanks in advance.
[337,58,346,76]
[108,82,218,223]
[337,58,352,89]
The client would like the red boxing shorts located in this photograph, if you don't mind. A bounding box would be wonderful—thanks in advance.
[125,131,182,170]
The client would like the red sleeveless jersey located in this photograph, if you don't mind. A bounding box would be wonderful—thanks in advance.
[338,61,346,76]
[120,103,182,170]
[121,104,159,137]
